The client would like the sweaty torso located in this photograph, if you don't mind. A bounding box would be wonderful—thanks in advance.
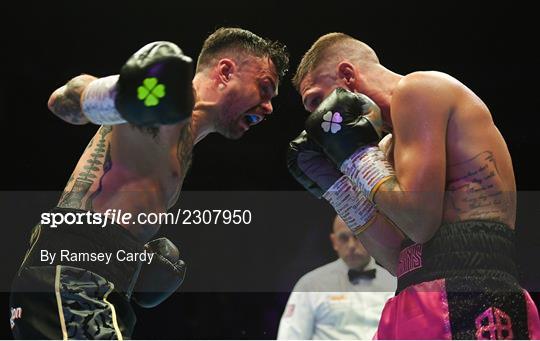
[57,122,193,241]
[391,72,516,229]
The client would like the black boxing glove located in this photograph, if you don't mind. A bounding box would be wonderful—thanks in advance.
[287,131,341,198]
[131,237,186,308]
[82,41,194,126]
[287,130,378,234]
[305,88,382,166]
[305,88,394,201]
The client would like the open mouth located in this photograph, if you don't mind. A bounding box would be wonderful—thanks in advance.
[242,113,264,127]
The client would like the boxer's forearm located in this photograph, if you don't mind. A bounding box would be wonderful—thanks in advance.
[373,178,442,244]
[48,74,96,125]
[356,213,404,276]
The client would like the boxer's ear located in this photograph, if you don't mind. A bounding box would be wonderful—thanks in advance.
[337,62,356,89]
[217,59,236,86]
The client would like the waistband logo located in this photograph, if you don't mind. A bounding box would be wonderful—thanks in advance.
[397,243,422,277]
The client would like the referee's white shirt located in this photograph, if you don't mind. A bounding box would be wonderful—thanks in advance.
[277,258,396,340]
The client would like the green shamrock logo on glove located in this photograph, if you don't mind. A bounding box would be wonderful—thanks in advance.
[137,77,166,107]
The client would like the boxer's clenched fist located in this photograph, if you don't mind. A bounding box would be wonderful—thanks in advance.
[132,237,186,308]
[305,88,394,200]
[287,130,377,234]
[305,87,383,166]
[48,41,194,126]
[113,41,194,126]
[287,130,342,198]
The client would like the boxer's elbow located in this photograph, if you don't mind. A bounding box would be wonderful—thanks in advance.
[47,80,90,125]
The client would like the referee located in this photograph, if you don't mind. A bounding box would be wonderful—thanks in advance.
[277,216,396,340]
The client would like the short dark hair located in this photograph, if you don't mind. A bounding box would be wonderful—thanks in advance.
[292,33,354,91]
[196,27,289,83]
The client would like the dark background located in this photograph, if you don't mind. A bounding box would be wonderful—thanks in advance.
[1,0,539,339]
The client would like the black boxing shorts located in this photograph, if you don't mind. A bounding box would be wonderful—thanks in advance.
[375,220,540,339]
[9,207,144,339]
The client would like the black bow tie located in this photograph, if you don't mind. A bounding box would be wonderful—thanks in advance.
[348,268,376,283]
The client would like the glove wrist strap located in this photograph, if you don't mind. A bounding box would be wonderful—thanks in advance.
[82,75,127,125]
[340,145,395,201]
[323,175,377,235]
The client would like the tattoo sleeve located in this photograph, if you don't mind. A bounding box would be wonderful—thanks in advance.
[58,125,113,209]
[49,75,95,125]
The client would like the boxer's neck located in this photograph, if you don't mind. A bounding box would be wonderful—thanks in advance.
[189,107,214,145]
[359,65,402,128]
[190,73,222,144]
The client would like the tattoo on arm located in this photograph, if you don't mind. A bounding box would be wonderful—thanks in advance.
[58,126,113,209]
[49,75,94,124]
[86,141,113,211]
